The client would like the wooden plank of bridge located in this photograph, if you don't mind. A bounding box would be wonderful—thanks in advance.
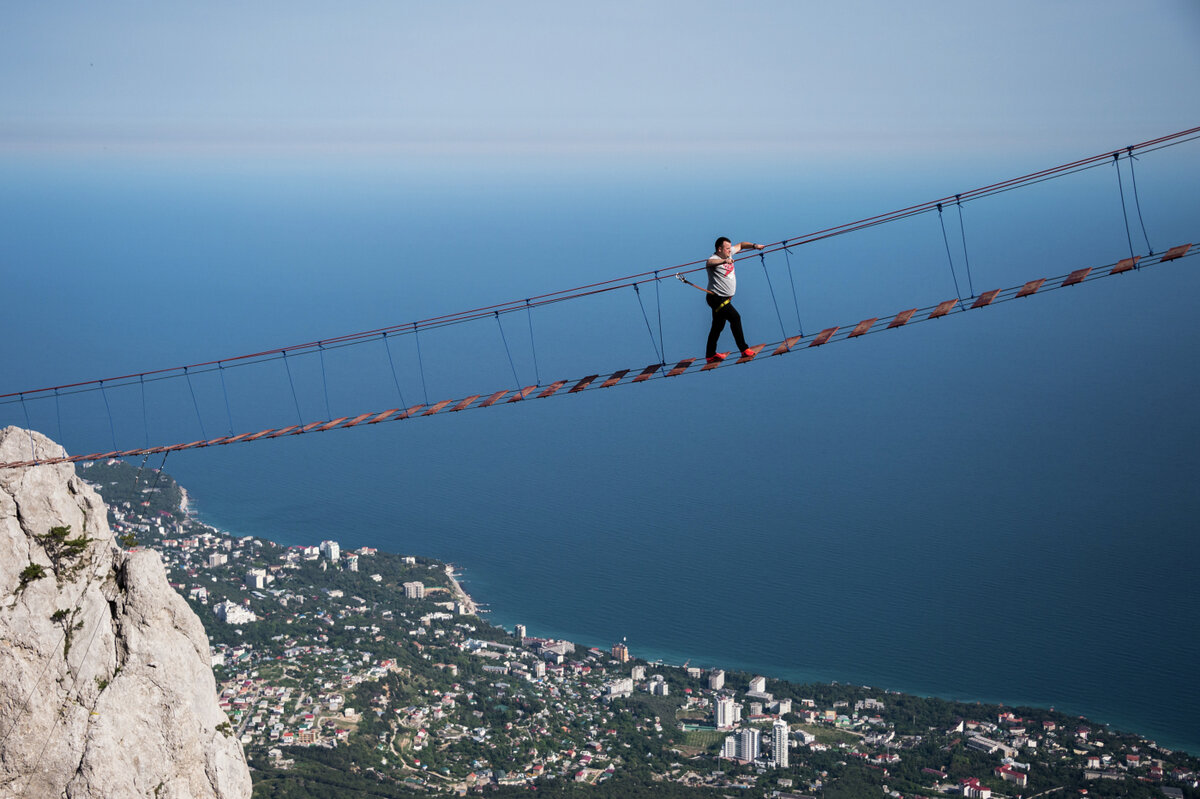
[506,385,538,402]
[479,390,510,408]
[772,335,803,355]
[737,344,765,363]
[928,299,958,319]
[537,381,568,398]
[666,359,695,377]
[1062,267,1092,287]
[848,318,878,338]
[601,369,630,388]
[1016,278,1046,298]
[633,364,662,383]
[887,309,917,329]
[341,412,377,428]
[809,327,839,347]
[450,395,482,412]
[1161,243,1192,261]
[1110,256,1140,274]
[971,289,1001,309]
[421,399,455,416]
[568,375,599,393]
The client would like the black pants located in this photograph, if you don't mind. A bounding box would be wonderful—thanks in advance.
[706,294,748,357]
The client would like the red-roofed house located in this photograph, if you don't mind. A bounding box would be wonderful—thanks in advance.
[995,764,1028,787]
[960,777,992,798]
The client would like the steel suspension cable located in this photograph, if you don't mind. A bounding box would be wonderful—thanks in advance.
[1114,152,1137,260]
[495,311,522,390]
[3,127,1197,410]
[381,332,407,409]
[1126,146,1155,255]
[938,204,965,302]
[956,196,975,298]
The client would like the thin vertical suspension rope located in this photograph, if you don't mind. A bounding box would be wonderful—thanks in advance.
[281,352,304,426]
[938,204,965,301]
[381,332,407,409]
[654,271,666,367]
[525,300,542,387]
[955,196,975,298]
[99,380,120,452]
[760,252,788,340]
[495,311,522,390]
[632,284,663,370]
[53,388,64,445]
[781,244,804,336]
[318,343,333,421]
[1113,152,1137,260]
[183,368,208,441]
[1125,147,1155,255]
[139,374,150,447]
[413,323,430,406]
[217,362,235,437]
[19,394,37,461]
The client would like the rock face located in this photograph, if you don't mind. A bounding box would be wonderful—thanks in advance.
[0,427,251,799]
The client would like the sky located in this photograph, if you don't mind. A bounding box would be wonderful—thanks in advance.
[3,1,1199,170]
[3,2,1200,754]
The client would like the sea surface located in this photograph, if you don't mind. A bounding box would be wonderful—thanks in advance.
[4,145,1199,754]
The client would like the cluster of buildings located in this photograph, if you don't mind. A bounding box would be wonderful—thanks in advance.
[83,462,1200,798]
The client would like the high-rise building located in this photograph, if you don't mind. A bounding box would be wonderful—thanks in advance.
[721,736,738,759]
[319,540,340,562]
[515,624,526,642]
[709,669,725,690]
[611,642,629,662]
[772,719,789,768]
[736,727,761,762]
[715,696,741,729]
[403,581,425,599]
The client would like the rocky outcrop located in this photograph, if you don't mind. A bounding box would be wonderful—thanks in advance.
[0,427,251,799]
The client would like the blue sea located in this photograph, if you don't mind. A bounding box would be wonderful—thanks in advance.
[4,145,1199,754]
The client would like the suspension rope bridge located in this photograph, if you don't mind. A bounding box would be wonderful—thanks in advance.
[2,128,1197,470]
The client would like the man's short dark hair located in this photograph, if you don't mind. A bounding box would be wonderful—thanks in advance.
[714,236,731,252]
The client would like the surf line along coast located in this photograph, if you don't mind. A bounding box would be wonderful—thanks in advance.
[441,565,479,616]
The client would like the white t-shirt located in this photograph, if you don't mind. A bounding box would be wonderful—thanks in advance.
[706,254,736,297]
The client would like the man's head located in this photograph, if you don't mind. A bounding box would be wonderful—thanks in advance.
[714,237,732,257]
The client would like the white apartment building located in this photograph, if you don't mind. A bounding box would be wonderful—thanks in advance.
[749,675,767,693]
[605,678,634,700]
[709,670,725,690]
[772,719,789,768]
[715,696,742,730]
[319,540,340,562]
[721,735,738,759]
[736,727,761,762]
[403,581,425,599]
[214,599,258,625]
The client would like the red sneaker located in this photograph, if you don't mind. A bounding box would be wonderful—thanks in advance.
[706,352,729,364]
[741,348,756,358]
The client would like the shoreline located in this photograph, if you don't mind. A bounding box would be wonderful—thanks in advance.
[159,486,1198,756]
[443,564,478,616]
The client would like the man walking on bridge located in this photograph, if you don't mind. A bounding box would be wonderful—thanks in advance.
[703,236,764,363]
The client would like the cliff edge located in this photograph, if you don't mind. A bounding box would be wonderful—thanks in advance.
[0,427,251,799]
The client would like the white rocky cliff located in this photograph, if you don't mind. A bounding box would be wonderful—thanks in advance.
[0,427,251,799]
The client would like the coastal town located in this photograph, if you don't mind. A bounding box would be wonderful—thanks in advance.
[82,459,1200,799]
